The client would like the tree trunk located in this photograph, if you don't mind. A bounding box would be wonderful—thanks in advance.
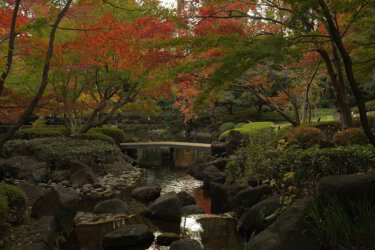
[318,0,375,146]
[0,0,73,149]
[257,104,263,121]
[317,49,352,128]
[0,0,21,95]
[291,101,301,126]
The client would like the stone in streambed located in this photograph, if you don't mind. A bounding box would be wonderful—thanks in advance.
[103,224,154,248]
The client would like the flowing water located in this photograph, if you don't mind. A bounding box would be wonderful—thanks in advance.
[65,148,240,250]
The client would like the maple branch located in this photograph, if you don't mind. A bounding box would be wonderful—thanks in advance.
[102,0,146,12]
[55,26,115,31]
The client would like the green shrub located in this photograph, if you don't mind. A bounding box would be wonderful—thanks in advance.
[307,121,342,138]
[219,122,235,134]
[14,127,67,139]
[226,129,279,185]
[307,196,375,250]
[0,184,27,224]
[73,133,115,144]
[352,100,375,113]
[3,138,122,166]
[90,127,127,144]
[270,146,375,189]
[230,144,375,194]
[287,126,326,149]
[333,128,369,146]
[219,122,274,141]
[234,122,246,128]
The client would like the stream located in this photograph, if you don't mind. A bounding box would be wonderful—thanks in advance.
[64,148,240,250]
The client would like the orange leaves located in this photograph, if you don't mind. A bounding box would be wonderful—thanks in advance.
[174,74,200,122]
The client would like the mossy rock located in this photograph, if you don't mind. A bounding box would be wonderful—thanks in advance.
[0,184,27,225]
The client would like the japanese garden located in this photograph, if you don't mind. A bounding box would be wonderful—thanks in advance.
[1,0,375,249]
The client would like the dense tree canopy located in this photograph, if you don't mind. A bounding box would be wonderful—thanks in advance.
[1,0,375,146]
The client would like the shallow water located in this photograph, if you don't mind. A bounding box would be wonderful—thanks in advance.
[66,151,239,250]
[141,167,211,214]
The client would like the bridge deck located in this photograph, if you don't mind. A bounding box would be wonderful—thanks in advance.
[120,141,211,150]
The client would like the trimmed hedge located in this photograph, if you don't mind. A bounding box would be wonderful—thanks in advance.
[3,138,122,166]
[14,127,67,139]
[268,145,375,186]
[219,122,274,141]
[333,128,369,146]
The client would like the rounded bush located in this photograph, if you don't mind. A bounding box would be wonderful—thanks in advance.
[333,128,369,146]
[288,126,326,149]
[308,121,342,139]
[219,122,235,134]
[90,127,127,144]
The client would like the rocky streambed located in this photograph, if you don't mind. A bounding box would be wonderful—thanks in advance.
[67,165,240,250]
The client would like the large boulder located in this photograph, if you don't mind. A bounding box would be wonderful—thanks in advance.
[70,168,97,187]
[237,195,282,238]
[50,170,70,183]
[156,233,180,246]
[93,198,129,214]
[202,166,225,189]
[25,216,57,250]
[188,163,207,180]
[225,130,248,155]
[317,173,375,206]
[143,192,182,221]
[181,205,204,216]
[66,160,90,174]
[211,143,226,157]
[247,198,319,250]
[177,191,196,206]
[170,239,203,250]
[103,224,154,248]
[233,185,272,215]
[210,182,243,214]
[1,156,49,183]
[131,186,161,203]
[30,189,80,236]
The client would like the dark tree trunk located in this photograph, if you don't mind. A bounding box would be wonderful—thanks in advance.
[317,49,352,128]
[318,0,375,146]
